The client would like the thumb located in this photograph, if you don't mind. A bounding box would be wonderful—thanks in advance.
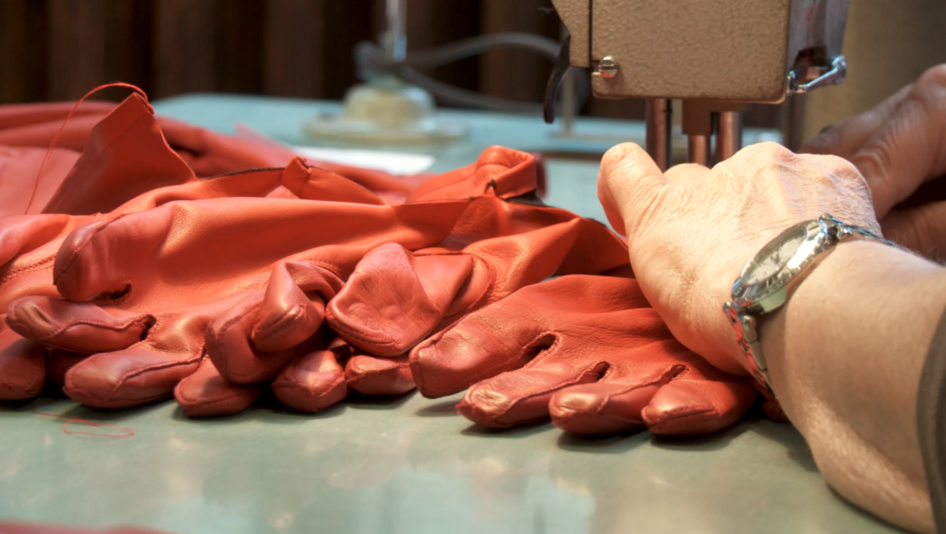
[597,143,667,237]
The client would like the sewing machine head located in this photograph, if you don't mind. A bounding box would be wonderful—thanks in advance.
[548,0,850,167]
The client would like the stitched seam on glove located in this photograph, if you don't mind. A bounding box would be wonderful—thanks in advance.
[251,301,310,346]
[327,317,399,349]
[569,377,668,416]
[212,300,265,380]
[481,359,607,422]
[69,346,202,401]
[53,215,131,287]
[419,328,559,398]
[0,255,56,287]
[8,313,151,342]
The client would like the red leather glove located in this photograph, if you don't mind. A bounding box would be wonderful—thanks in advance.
[0,101,291,401]
[0,95,426,200]
[326,215,629,358]
[0,165,289,401]
[6,179,468,408]
[179,147,548,416]
[410,275,758,436]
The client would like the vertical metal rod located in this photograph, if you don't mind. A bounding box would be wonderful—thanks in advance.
[688,135,711,166]
[561,70,576,136]
[781,94,804,152]
[715,111,742,163]
[384,0,407,61]
[645,99,672,171]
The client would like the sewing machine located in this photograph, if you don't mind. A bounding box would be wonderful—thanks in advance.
[547,0,850,169]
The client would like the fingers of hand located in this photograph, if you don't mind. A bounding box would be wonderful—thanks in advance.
[801,83,913,157]
[881,202,946,262]
[849,66,946,216]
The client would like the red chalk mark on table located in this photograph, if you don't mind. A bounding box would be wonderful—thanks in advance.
[31,409,136,439]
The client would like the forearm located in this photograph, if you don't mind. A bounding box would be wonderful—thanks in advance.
[761,240,946,533]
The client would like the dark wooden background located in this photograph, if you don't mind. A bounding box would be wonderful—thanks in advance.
[0,0,779,126]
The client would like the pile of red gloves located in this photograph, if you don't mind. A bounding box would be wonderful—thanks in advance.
[0,92,758,437]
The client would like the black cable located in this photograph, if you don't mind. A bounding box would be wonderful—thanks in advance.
[354,33,589,116]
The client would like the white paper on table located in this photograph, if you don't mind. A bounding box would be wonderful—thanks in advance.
[234,121,435,176]
[290,146,435,176]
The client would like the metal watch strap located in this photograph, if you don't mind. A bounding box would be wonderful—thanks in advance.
[725,214,899,395]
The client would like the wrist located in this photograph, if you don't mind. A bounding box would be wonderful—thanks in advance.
[758,239,937,403]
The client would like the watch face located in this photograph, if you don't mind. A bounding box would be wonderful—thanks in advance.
[744,228,805,285]
[737,222,812,302]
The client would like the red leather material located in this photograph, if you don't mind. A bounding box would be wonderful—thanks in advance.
[0,96,424,200]
[345,354,414,396]
[411,275,757,436]
[0,147,80,217]
[1,140,558,415]
[0,324,46,400]
[174,356,262,418]
[326,243,476,357]
[7,188,467,408]
[174,147,547,415]
[40,94,197,216]
[205,262,343,384]
[407,146,539,202]
[270,344,350,413]
[327,216,629,358]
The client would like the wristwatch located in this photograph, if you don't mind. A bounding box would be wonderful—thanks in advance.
[723,213,898,394]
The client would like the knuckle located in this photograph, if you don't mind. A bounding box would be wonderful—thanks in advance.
[915,64,946,95]
[740,141,794,163]
[850,138,896,184]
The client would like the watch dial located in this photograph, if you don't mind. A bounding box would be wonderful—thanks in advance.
[744,225,807,288]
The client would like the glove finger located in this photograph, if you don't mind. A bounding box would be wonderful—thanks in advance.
[327,243,474,357]
[206,290,304,384]
[271,346,348,413]
[6,296,154,353]
[64,342,201,408]
[410,307,547,399]
[548,375,672,435]
[251,262,340,352]
[345,354,414,396]
[641,375,757,436]
[175,356,261,417]
[60,303,224,408]
[457,359,607,428]
[0,326,46,400]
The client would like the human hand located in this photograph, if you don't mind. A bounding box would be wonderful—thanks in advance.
[803,64,946,261]
[597,142,879,375]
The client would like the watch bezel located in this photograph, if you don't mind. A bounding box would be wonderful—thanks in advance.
[731,217,831,313]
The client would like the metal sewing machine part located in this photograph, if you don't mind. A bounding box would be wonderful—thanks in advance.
[305,0,468,144]
[545,0,850,168]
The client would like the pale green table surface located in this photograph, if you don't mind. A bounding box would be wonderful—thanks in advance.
[0,95,903,534]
